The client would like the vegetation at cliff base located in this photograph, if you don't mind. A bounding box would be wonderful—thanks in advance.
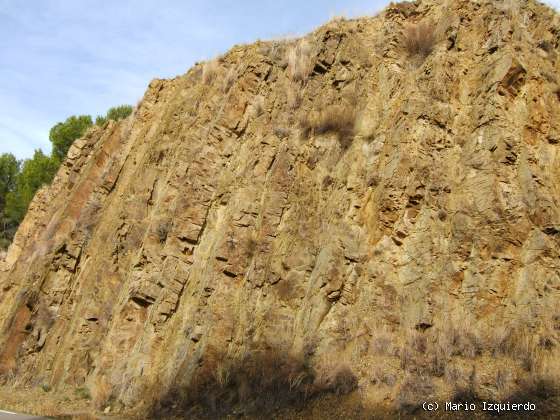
[0,104,133,250]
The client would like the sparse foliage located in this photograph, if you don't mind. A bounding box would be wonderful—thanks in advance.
[397,374,434,412]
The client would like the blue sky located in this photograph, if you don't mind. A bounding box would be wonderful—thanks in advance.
[1,0,559,160]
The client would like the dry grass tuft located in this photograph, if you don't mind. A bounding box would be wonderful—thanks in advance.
[287,87,303,110]
[397,373,434,412]
[259,40,288,64]
[370,328,395,356]
[403,21,436,60]
[313,358,358,396]
[246,237,258,258]
[366,314,560,411]
[202,59,220,85]
[449,366,478,403]
[287,39,314,83]
[248,95,265,118]
[222,66,238,93]
[371,367,397,387]
[299,105,357,150]
[92,376,113,410]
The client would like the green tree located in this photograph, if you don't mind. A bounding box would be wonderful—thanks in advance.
[0,153,19,213]
[95,105,133,126]
[0,153,20,248]
[49,115,93,161]
[5,150,58,224]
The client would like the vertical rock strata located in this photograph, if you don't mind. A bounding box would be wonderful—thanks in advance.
[1,0,560,416]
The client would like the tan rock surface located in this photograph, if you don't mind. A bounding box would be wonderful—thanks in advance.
[1,0,560,418]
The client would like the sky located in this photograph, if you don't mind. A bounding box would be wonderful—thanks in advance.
[1,0,559,160]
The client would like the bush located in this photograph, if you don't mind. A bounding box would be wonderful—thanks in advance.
[75,386,91,400]
[246,237,258,258]
[403,21,436,60]
[273,127,291,139]
[95,105,134,126]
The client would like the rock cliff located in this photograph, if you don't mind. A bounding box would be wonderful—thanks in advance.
[2,0,560,418]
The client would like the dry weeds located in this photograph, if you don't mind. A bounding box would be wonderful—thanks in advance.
[313,358,358,396]
[299,105,357,150]
[92,376,112,410]
[287,39,314,83]
[222,66,238,93]
[202,59,220,85]
[248,95,265,118]
[402,20,436,60]
[397,373,434,412]
[287,87,303,110]
[151,348,357,418]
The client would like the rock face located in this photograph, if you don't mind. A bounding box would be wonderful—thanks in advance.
[2,0,560,417]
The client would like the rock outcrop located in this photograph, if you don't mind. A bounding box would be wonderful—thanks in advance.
[2,0,560,417]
